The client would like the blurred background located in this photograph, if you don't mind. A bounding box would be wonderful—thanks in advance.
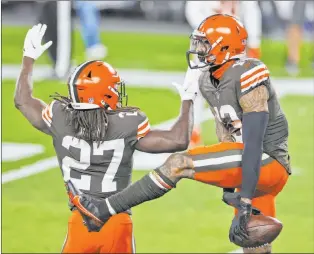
[2,1,314,253]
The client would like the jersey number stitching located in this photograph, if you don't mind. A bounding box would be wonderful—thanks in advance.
[61,136,125,193]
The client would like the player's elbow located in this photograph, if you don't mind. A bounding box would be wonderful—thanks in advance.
[14,97,23,109]
[14,96,28,110]
[175,140,189,151]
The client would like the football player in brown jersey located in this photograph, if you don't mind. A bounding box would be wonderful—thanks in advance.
[67,15,291,253]
[15,23,201,253]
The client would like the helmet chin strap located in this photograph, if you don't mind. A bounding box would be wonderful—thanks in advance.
[230,52,246,60]
[207,51,246,72]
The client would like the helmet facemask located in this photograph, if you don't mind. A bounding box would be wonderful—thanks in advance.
[186,30,230,71]
[101,80,128,110]
[115,80,128,108]
[186,30,214,70]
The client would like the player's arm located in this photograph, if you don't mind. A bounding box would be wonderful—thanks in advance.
[223,63,271,243]
[14,57,50,134]
[135,67,201,153]
[14,24,53,135]
[209,106,234,142]
[239,85,269,202]
[135,100,194,153]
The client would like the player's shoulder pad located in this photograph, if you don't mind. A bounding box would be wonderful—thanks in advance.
[113,109,151,140]
[231,58,270,95]
[135,110,150,139]
[41,100,68,127]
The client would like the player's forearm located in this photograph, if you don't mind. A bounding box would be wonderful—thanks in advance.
[239,85,269,200]
[14,57,35,107]
[103,154,194,216]
[14,57,49,133]
[241,112,269,199]
[105,169,174,215]
[169,100,194,147]
[135,100,193,153]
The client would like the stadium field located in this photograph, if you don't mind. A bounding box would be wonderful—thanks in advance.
[2,26,314,253]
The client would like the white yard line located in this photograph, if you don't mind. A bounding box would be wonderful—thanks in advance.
[2,157,59,183]
[2,142,45,162]
[2,66,313,184]
[2,64,314,92]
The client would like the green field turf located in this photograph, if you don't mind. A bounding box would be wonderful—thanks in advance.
[2,26,314,77]
[2,25,314,253]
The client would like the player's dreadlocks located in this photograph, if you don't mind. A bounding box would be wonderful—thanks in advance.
[50,93,138,145]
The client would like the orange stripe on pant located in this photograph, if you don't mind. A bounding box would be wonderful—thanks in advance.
[62,210,134,253]
[187,142,289,217]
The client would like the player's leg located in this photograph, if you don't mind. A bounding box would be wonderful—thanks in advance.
[62,210,134,253]
[239,194,275,253]
[187,142,289,195]
[94,143,285,220]
[234,165,288,253]
[97,213,134,253]
[188,142,288,254]
[284,1,306,76]
[62,210,98,253]
[75,1,107,60]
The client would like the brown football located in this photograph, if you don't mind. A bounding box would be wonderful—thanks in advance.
[234,215,283,248]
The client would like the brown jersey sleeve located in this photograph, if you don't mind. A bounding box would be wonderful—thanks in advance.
[41,100,67,137]
[127,110,151,147]
[235,60,271,99]
[41,100,57,128]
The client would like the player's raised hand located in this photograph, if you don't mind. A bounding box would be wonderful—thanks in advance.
[171,62,202,102]
[171,81,193,101]
[182,62,202,90]
[23,23,53,60]
[66,180,113,232]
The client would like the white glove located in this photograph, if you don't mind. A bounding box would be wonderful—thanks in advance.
[171,64,202,101]
[171,81,198,101]
[182,63,202,90]
[23,23,53,60]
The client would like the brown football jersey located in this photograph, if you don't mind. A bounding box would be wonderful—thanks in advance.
[198,58,291,174]
[42,101,151,200]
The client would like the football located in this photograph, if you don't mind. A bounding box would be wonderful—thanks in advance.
[234,215,283,248]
